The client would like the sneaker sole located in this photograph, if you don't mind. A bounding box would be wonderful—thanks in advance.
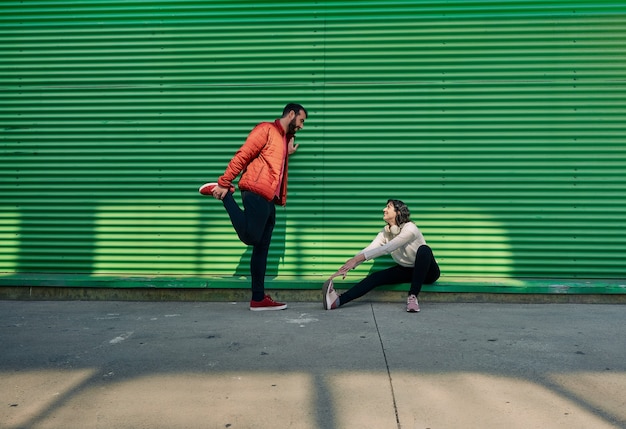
[249,304,287,311]
[322,279,333,310]
[198,182,216,195]
[199,182,235,195]
[406,308,420,313]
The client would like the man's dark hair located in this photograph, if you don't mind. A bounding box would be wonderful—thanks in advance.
[282,103,308,118]
[388,199,411,225]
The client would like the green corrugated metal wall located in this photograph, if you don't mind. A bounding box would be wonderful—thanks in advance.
[1,1,626,290]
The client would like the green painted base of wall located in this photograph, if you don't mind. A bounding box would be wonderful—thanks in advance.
[0,274,624,303]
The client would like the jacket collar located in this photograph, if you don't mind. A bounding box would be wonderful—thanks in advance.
[273,119,286,136]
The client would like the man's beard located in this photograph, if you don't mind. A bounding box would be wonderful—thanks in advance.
[287,117,298,135]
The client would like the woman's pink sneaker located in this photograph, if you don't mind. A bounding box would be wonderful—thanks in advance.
[322,279,340,310]
[406,294,420,313]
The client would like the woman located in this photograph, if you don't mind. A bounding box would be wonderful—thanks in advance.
[323,199,440,312]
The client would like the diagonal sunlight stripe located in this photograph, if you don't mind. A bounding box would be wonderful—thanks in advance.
[548,372,626,426]
[2,372,316,429]
[2,370,624,429]
[1,369,96,429]
[391,372,623,429]
[0,210,19,272]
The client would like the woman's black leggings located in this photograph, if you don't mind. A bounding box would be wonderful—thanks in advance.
[338,245,440,306]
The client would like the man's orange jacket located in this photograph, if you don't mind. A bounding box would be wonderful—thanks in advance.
[218,119,292,206]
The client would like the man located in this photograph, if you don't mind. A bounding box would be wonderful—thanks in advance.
[199,103,308,311]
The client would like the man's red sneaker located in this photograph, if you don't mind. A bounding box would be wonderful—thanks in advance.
[249,294,287,311]
[199,182,235,195]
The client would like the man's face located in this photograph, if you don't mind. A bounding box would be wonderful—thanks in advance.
[287,110,306,134]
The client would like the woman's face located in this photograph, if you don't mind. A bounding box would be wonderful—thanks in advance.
[383,202,397,225]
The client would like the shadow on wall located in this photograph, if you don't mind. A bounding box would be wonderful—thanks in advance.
[327,209,517,290]
[14,201,99,275]
[3,192,291,281]
[3,194,525,288]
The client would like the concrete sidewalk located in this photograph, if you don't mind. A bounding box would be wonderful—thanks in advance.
[1,300,624,429]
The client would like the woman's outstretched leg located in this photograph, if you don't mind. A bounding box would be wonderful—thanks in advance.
[338,265,410,307]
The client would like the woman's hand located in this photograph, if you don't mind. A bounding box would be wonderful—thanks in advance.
[334,254,366,279]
